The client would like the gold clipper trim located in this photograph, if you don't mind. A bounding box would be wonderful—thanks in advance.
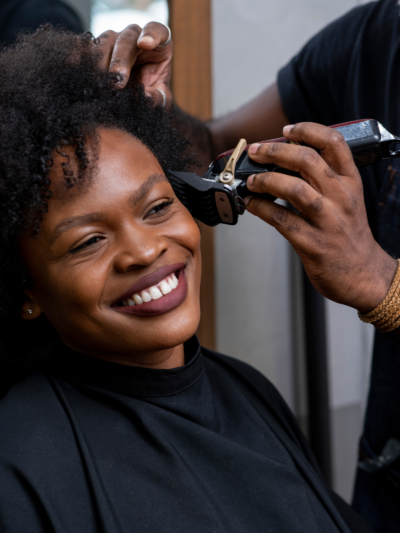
[219,138,247,185]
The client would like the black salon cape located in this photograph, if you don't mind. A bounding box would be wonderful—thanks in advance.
[0,336,373,533]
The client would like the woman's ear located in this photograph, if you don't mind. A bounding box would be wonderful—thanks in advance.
[21,291,42,320]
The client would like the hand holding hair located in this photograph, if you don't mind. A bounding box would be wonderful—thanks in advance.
[96,22,172,109]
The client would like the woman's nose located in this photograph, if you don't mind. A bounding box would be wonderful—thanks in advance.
[113,225,168,272]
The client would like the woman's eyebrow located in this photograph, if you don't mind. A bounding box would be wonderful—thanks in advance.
[130,173,168,206]
[50,212,108,244]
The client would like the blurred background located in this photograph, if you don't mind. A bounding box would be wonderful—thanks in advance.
[91,0,168,36]
[2,0,375,504]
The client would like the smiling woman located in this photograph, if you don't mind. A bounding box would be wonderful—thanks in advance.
[0,24,373,533]
[19,127,201,366]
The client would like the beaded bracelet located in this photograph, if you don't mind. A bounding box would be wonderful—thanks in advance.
[358,259,400,332]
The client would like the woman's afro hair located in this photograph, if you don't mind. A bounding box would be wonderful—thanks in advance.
[0,25,194,319]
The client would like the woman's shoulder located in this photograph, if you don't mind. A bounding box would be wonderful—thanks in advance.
[0,370,65,460]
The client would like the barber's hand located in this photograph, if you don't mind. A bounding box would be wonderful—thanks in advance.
[245,122,397,313]
[96,22,172,108]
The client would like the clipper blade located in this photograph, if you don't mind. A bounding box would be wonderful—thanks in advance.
[167,171,238,226]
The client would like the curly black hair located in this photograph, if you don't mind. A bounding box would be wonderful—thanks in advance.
[0,25,193,320]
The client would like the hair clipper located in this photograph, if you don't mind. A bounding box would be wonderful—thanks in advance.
[167,119,400,226]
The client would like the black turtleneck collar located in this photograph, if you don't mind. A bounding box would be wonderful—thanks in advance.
[47,336,203,398]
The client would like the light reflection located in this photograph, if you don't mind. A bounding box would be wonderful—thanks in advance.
[91,0,168,36]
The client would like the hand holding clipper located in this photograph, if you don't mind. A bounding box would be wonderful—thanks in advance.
[244,121,398,316]
[168,118,400,226]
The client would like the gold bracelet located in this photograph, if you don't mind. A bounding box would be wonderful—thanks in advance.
[358,259,400,332]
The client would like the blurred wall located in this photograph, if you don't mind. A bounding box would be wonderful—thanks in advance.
[212,0,374,501]
[64,0,91,30]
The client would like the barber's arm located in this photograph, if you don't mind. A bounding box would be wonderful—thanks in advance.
[245,122,399,333]
[208,83,288,157]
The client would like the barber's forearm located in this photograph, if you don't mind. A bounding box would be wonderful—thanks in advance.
[171,82,289,169]
[170,104,214,172]
[208,82,289,157]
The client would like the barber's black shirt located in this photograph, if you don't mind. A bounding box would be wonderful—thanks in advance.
[0,337,367,533]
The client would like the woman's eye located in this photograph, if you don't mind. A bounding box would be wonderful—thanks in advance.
[145,199,175,219]
[70,236,103,254]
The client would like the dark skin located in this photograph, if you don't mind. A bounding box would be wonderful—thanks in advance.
[20,129,202,369]
[97,23,397,325]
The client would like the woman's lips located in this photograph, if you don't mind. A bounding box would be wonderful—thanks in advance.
[112,268,188,317]
[114,262,185,303]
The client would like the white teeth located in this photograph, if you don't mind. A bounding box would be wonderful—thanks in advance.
[149,286,163,300]
[133,294,143,305]
[169,274,178,289]
[160,280,172,295]
[141,291,152,303]
[120,271,181,306]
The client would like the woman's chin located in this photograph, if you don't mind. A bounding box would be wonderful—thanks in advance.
[111,294,201,353]
[135,315,200,353]
[64,311,200,358]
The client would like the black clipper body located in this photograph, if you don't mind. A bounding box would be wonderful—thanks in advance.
[168,119,400,227]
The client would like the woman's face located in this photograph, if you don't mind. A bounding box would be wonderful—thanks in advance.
[20,129,202,362]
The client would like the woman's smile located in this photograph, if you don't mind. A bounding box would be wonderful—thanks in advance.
[112,263,188,317]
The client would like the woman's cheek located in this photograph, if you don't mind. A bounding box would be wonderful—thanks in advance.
[47,261,105,312]
[173,211,201,253]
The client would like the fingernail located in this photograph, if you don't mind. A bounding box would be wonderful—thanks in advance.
[283,125,294,135]
[247,174,256,188]
[249,143,261,155]
[111,72,126,85]
[244,196,253,206]
[138,35,154,44]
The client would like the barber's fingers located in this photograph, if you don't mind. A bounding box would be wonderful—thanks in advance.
[248,141,335,195]
[97,22,170,71]
[247,172,324,222]
[107,24,143,86]
[96,22,172,96]
[96,30,119,71]
[144,87,167,107]
[245,197,312,248]
[283,122,357,178]
[137,22,171,50]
